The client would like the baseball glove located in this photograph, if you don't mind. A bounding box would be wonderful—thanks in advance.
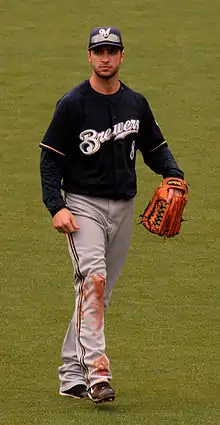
[140,177,188,238]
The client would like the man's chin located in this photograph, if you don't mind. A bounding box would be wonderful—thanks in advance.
[95,70,117,80]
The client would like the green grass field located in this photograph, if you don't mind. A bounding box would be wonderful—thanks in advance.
[1,1,220,424]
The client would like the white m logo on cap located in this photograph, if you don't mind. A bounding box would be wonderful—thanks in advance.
[99,28,111,38]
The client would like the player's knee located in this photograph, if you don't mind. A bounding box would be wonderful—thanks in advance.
[75,271,106,301]
[85,274,106,312]
[83,274,105,329]
[88,273,106,293]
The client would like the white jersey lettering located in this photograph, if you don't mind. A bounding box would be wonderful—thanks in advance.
[79,119,140,155]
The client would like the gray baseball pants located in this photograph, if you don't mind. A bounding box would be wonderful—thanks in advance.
[58,193,134,391]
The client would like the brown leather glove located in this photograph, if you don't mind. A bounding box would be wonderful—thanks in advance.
[141,177,188,238]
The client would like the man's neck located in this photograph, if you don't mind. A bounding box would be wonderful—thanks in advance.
[90,74,120,95]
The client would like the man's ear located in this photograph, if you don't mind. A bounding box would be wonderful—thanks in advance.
[88,51,91,63]
[120,49,125,63]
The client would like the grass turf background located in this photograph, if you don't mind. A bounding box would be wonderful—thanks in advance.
[1,0,220,424]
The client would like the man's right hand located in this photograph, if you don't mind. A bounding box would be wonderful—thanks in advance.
[52,208,79,233]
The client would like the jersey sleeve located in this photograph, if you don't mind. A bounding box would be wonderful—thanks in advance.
[40,96,70,156]
[137,96,167,156]
[40,149,66,216]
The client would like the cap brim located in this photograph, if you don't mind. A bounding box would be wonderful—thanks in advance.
[88,42,124,50]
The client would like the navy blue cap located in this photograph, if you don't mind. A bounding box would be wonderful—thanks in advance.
[88,27,124,50]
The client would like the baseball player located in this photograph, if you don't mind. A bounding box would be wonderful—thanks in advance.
[40,26,184,404]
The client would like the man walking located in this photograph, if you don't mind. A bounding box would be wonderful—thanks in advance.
[40,26,184,404]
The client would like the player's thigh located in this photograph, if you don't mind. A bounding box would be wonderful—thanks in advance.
[67,215,107,279]
[104,202,134,306]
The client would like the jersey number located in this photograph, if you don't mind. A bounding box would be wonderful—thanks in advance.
[130,140,135,160]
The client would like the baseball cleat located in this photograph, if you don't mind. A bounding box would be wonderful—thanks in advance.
[59,384,88,399]
[88,381,115,404]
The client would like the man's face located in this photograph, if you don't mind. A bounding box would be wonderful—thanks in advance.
[88,45,124,79]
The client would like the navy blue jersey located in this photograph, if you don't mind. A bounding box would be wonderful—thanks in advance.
[40,80,183,216]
